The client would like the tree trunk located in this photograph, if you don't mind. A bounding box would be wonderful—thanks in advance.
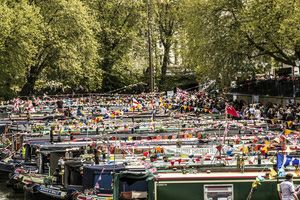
[160,43,171,88]
[295,43,300,61]
[20,66,42,96]
[101,57,114,92]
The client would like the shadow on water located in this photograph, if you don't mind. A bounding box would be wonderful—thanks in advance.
[0,172,24,200]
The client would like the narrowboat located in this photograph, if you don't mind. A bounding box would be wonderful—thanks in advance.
[111,170,300,200]
[112,165,295,200]
[25,164,126,200]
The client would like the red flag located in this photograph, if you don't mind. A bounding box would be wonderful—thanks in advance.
[216,145,222,152]
[143,151,149,157]
[252,136,259,144]
[226,105,239,117]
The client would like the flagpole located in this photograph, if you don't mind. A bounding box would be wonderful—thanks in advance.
[276,150,279,191]
[223,104,228,145]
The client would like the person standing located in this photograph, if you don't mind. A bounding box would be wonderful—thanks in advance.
[58,157,64,171]
[50,127,54,143]
[94,147,100,164]
[280,173,299,200]
[21,145,26,160]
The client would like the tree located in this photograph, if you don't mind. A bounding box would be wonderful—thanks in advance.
[0,0,44,98]
[20,0,99,95]
[154,0,183,88]
[240,0,300,65]
[83,0,145,92]
[183,0,300,84]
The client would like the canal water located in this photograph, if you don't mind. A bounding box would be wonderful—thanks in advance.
[0,172,24,200]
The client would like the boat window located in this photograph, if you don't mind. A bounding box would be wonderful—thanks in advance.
[204,184,233,200]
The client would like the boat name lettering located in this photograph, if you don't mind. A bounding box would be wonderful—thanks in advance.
[39,187,61,196]
[165,148,217,155]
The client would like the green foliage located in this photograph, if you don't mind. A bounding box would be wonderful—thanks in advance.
[0,0,100,98]
[0,0,44,98]
[3,0,299,97]
[183,0,300,85]
[20,0,100,95]
[36,0,103,92]
[0,0,191,97]
[83,0,146,92]
[154,0,184,88]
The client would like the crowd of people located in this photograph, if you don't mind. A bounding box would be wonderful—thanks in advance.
[231,99,300,126]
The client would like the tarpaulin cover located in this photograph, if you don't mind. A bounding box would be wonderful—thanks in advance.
[82,164,125,192]
[113,171,154,200]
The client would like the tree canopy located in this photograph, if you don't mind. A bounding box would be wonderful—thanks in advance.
[154,0,183,88]
[0,0,299,98]
[0,0,44,98]
[82,0,147,92]
[21,0,100,95]
[0,0,100,98]
[183,0,300,83]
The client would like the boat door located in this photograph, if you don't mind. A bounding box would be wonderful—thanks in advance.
[203,184,234,200]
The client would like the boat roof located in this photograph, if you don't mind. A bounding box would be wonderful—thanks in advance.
[83,164,125,171]
[155,171,297,181]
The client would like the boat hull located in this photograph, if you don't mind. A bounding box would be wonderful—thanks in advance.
[24,185,68,200]
[154,176,300,200]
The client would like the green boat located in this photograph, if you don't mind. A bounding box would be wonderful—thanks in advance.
[112,171,300,200]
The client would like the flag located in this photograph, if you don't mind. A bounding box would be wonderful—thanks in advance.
[176,88,188,98]
[273,137,280,143]
[284,129,293,135]
[248,156,255,164]
[269,168,277,179]
[277,153,299,169]
[225,105,240,118]
[252,180,261,189]
[13,98,21,112]
[261,148,268,155]
[293,159,300,166]
[211,108,219,113]
[253,136,259,144]
[148,167,157,174]
[242,145,249,154]
[94,167,105,189]
[132,98,142,109]
[277,154,286,169]
[216,145,222,152]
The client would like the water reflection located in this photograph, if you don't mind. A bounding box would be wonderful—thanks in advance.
[0,172,24,200]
